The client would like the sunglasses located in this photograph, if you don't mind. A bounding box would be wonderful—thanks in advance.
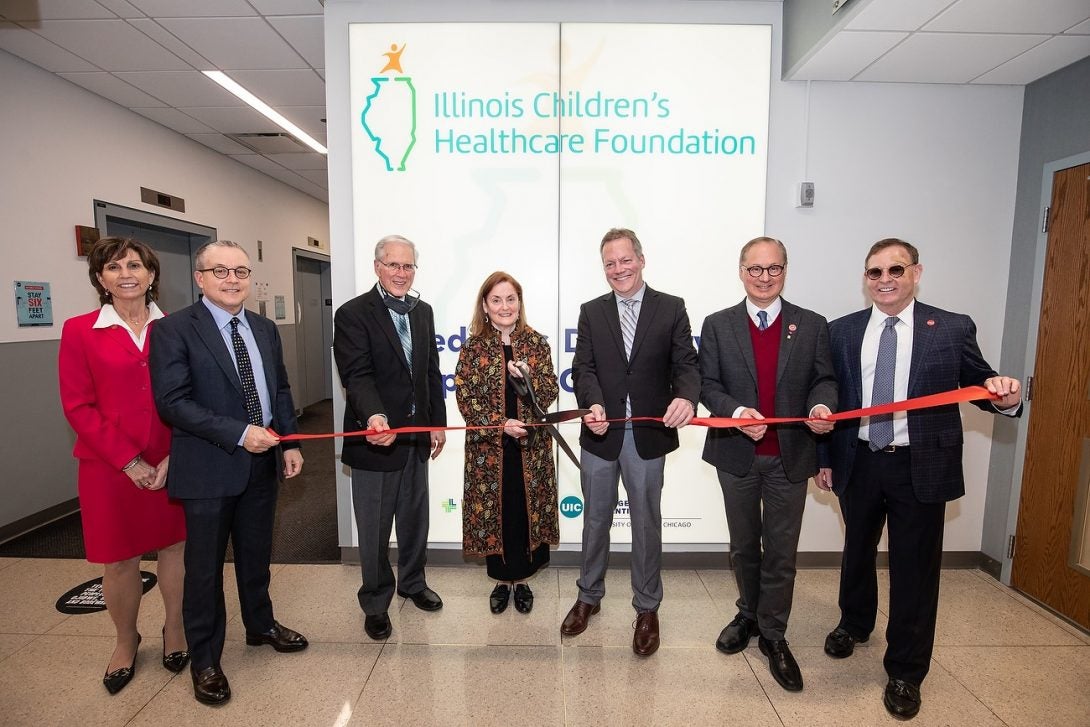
[865,263,917,280]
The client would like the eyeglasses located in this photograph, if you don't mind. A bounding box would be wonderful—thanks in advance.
[198,266,252,279]
[865,263,916,280]
[741,264,785,278]
[378,261,418,273]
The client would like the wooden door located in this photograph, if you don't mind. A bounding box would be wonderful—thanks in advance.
[1011,162,1090,628]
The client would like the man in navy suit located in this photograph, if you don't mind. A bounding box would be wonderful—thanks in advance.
[816,238,1021,719]
[700,236,837,692]
[151,240,307,706]
[562,227,700,656]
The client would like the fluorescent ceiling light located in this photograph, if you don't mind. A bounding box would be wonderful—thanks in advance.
[202,71,327,155]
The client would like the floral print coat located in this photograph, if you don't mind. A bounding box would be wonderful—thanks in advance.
[454,324,560,557]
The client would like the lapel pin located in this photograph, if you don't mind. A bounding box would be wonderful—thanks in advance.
[787,323,796,339]
[927,319,935,327]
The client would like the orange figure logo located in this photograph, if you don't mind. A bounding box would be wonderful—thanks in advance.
[381,43,406,74]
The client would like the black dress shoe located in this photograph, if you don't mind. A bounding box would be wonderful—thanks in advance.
[364,612,392,640]
[490,584,510,614]
[758,636,803,692]
[103,634,141,695]
[245,620,309,652]
[398,586,443,611]
[161,627,189,673]
[715,613,757,654]
[884,678,922,719]
[191,666,231,706]
[513,583,534,614]
[824,626,868,659]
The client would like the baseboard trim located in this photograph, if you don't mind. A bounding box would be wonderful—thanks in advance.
[0,498,80,545]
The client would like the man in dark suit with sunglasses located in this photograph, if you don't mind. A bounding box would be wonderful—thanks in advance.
[816,238,1021,720]
[333,234,446,642]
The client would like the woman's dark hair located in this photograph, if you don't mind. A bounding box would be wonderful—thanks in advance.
[87,236,161,306]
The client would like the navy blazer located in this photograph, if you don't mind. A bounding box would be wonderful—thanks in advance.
[572,285,700,461]
[150,301,300,499]
[821,300,1020,504]
[333,286,446,472]
[699,299,837,483]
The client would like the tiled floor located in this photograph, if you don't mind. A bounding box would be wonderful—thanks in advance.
[0,557,1087,726]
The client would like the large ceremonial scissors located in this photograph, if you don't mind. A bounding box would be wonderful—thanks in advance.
[507,360,587,470]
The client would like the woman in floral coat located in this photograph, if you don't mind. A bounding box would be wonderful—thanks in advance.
[455,271,560,614]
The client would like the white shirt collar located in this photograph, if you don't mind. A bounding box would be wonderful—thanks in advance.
[617,283,647,305]
[868,300,915,329]
[93,301,164,329]
[745,296,782,324]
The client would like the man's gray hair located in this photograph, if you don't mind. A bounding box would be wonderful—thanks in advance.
[195,240,249,270]
[738,236,788,266]
[374,234,419,264]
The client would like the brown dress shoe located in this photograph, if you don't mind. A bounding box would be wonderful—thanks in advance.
[632,611,660,656]
[560,600,600,636]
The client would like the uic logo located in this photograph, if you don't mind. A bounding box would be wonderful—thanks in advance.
[441,498,457,514]
[560,495,584,518]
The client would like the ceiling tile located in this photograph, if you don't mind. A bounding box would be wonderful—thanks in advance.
[183,106,283,133]
[157,17,307,70]
[130,106,217,134]
[792,31,907,81]
[128,18,215,69]
[845,0,955,31]
[249,0,325,15]
[0,21,98,71]
[972,34,1090,84]
[1065,18,1090,34]
[275,105,326,141]
[96,0,145,18]
[265,152,327,170]
[30,19,190,70]
[855,32,1047,83]
[126,0,256,17]
[925,0,1090,34]
[185,133,257,154]
[294,169,328,188]
[230,153,290,173]
[0,0,115,21]
[314,68,324,79]
[114,70,243,106]
[267,15,323,67]
[58,71,166,106]
[228,69,325,106]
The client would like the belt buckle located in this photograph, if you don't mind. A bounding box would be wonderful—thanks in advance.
[881,444,900,453]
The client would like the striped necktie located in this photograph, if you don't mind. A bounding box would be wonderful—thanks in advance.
[393,311,412,373]
[620,298,639,359]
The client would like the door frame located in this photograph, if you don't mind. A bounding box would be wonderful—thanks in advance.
[1001,149,1090,585]
[92,200,218,304]
[291,247,333,408]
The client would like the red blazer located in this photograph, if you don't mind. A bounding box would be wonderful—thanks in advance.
[59,310,172,469]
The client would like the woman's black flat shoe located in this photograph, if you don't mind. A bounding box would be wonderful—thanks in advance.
[161,627,190,673]
[514,583,534,614]
[490,584,511,614]
[103,634,141,695]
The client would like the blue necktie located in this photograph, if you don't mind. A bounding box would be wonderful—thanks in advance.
[757,310,769,331]
[393,311,412,374]
[869,316,899,451]
[230,317,263,426]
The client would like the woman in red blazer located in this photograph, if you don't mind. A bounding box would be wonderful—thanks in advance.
[58,237,187,695]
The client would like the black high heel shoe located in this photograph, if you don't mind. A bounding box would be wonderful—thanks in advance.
[161,627,190,673]
[103,633,141,695]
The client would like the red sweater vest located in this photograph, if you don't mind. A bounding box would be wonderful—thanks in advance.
[749,315,781,456]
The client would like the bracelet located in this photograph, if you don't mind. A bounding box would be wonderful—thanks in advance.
[121,456,141,472]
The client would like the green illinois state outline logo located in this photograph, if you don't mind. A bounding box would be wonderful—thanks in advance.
[360,43,417,172]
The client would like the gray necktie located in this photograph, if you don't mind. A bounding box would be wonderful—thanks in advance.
[393,311,412,374]
[869,316,899,451]
[757,310,769,330]
[230,317,263,426]
[620,298,639,359]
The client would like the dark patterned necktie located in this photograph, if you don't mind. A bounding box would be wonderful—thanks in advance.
[393,311,412,373]
[230,317,263,426]
[757,310,769,330]
[869,316,899,451]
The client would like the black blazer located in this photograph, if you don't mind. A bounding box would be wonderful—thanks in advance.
[820,301,1021,503]
[333,286,446,472]
[699,299,837,483]
[150,301,300,499]
[572,285,700,461]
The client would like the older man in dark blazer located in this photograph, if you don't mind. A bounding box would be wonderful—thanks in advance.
[816,238,1021,720]
[562,227,700,656]
[151,240,307,707]
[699,236,836,692]
[333,234,446,642]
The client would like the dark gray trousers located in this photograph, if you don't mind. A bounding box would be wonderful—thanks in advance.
[718,455,807,641]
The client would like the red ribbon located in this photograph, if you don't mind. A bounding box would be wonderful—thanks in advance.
[275,386,998,442]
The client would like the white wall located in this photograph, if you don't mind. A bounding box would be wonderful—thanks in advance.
[325,0,1024,553]
[0,48,329,342]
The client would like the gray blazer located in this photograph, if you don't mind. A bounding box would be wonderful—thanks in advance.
[699,298,837,483]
